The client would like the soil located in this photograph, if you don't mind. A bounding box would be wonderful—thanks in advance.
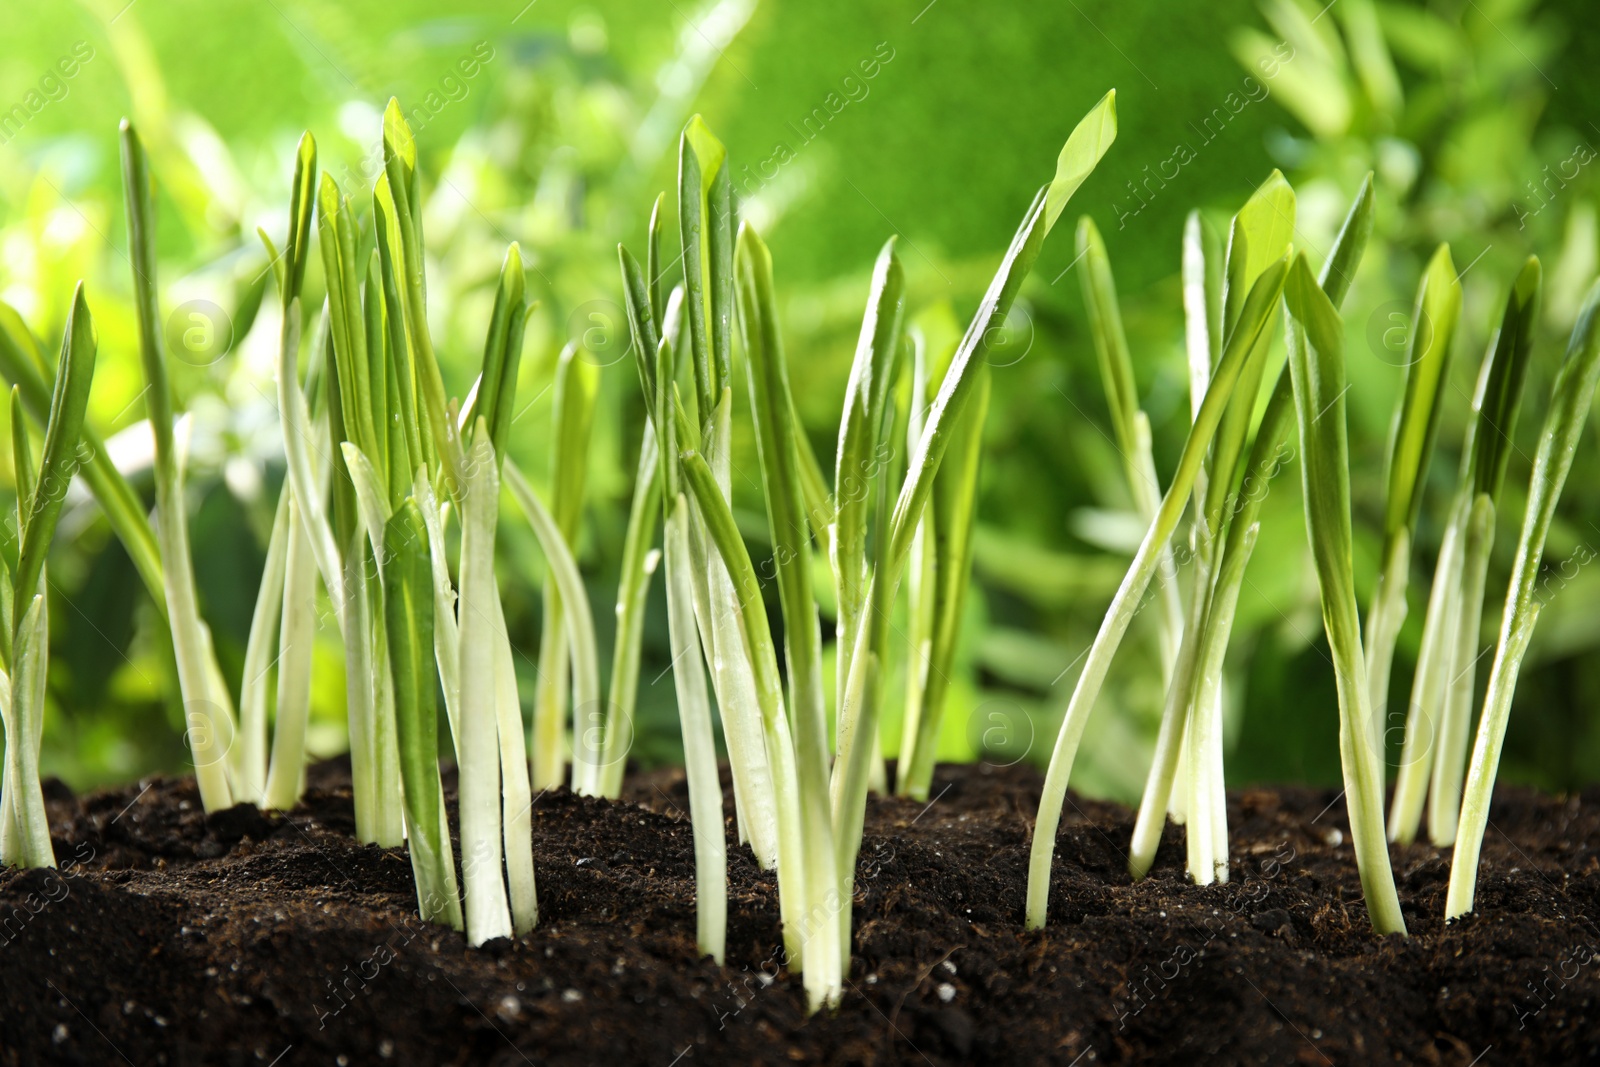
[1,759,1597,1067]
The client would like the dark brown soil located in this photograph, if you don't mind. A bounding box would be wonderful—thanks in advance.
[2,759,1597,1067]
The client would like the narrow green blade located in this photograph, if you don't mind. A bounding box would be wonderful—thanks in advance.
[893,91,1117,568]
[1448,278,1600,918]
[1076,215,1142,477]
[679,116,733,421]
[1284,252,1406,936]
[1468,256,1541,500]
[833,236,907,672]
[1044,89,1117,234]
[1382,244,1462,539]
[0,303,163,608]
[384,498,461,928]
[14,285,97,632]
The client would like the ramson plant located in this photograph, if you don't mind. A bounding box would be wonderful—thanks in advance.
[1,90,1594,1020]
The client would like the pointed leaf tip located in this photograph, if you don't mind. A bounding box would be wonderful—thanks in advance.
[684,115,728,196]
[1427,242,1458,281]
[1286,252,1341,355]
[383,99,417,166]
[1044,89,1118,234]
[1514,255,1542,303]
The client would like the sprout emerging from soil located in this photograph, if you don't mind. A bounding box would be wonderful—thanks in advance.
[1026,235,1287,929]
[1126,174,1375,888]
[5,82,1594,1007]
[1389,257,1540,847]
[121,123,238,813]
[1448,277,1600,919]
[0,285,97,870]
[1363,244,1461,763]
[1283,253,1407,936]
[626,91,1119,1007]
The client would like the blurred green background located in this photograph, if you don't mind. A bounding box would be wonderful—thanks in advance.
[1,0,1597,802]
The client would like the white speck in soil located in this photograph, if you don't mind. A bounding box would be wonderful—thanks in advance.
[379,1040,394,1058]
[936,984,956,1003]
[499,996,523,1019]
[941,961,957,975]
[52,1025,68,1045]
[1322,829,1343,847]
[562,989,583,1003]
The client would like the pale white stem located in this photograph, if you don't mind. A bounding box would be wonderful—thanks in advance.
[238,491,291,802]
[414,471,462,754]
[504,461,601,797]
[491,591,538,934]
[1389,497,1466,842]
[1429,495,1495,846]
[4,596,53,867]
[458,433,512,945]
[1364,532,1410,759]
[263,499,318,810]
[665,497,728,962]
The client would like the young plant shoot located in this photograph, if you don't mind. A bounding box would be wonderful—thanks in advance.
[832,92,1121,950]
[592,282,679,798]
[1389,257,1540,844]
[664,481,728,962]
[385,501,464,929]
[895,356,989,802]
[735,223,842,1000]
[1364,245,1461,755]
[618,244,730,962]
[1179,173,1296,885]
[531,344,598,792]
[254,133,320,811]
[1447,278,1600,920]
[1074,216,1183,685]
[121,122,238,813]
[0,286,97,870]
[1121,172,1296,886]
[1128,174,1376,885]
[466,247,539,937]
[1026,242,1288,927]
[0,307,163,616]
[1283,253,1406,936]
[317,167,410,848]
[675,119,782,867]
[831,236,907,798]
[457,421,514,945]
